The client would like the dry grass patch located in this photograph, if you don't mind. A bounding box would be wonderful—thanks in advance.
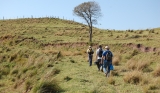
[107,76,115,85]
[126,59,137,70]
[42,49,59,55]
[126,59,150,72]
[140,74,151,85]
[112,54,121,66]
[142,81,160,93]
[152,64,160,77]
[137,61,150,71]
[61,51,73,56]
[44,68,60,79]
[123,70,143,84]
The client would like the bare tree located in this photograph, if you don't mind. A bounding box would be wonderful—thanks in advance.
[73,1,102,43]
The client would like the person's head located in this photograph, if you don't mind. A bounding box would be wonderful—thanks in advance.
[89,46,92,49]
[99,45,102,48]
[105,46,109,50]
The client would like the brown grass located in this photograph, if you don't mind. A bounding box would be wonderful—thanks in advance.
[126,59,137,70]
[107,76,115,85]
[123,70,143,84]
[126,59,150,72]
[112,54,121,66]
[137,61,150,71]
[152,65,160,77]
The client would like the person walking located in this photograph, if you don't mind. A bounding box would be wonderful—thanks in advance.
[95,45,103,71]
[101,46,113,77]
[87,46,94,66]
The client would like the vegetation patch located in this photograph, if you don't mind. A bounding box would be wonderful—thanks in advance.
[123,71,143,84]
[33,80,62,93]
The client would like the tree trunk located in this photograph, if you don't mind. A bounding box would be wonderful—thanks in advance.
[89,26,92,43]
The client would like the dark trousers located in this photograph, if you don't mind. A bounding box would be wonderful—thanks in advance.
[95,59,102,70]
[88,55,93,66]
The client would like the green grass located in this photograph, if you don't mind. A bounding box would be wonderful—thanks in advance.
[0,18,160,93]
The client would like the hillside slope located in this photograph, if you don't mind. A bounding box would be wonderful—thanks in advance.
[0,18,160,93]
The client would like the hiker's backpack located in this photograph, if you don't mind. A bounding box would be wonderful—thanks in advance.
[98,49,103,57]
[105,51,112,61]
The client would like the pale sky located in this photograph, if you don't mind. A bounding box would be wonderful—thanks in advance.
[0,0,160,30]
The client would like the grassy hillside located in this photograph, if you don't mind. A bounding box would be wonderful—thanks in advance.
[0,18,160,93]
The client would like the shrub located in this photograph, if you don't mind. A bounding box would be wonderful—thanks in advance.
[33,80,62,93]
[123,71,143,84]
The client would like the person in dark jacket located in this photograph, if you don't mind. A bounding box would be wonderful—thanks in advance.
[87,46,94,66]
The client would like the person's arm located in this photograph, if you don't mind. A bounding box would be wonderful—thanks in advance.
[101,56,104,64]
[87,49,89,54]
[101,51,105,64]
